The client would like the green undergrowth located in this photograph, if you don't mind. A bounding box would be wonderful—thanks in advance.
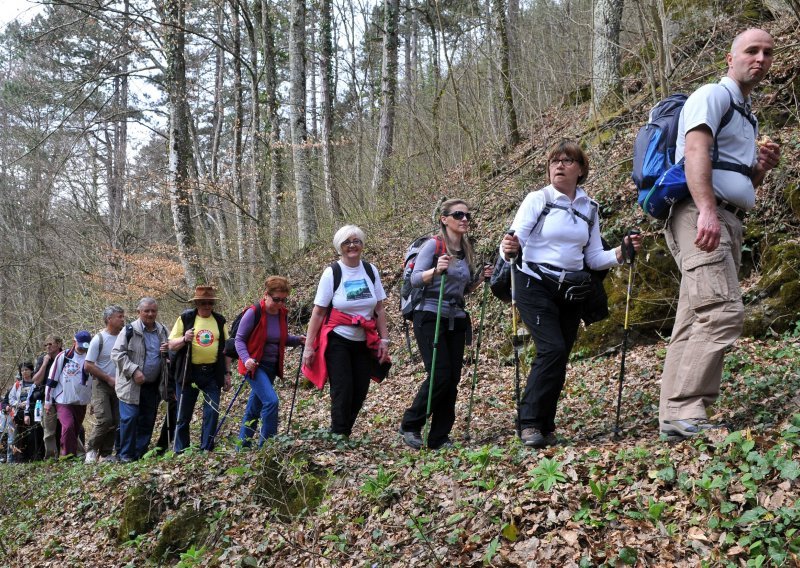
[0,334,798,565]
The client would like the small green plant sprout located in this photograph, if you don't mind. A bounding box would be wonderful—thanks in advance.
[526,457,567,491]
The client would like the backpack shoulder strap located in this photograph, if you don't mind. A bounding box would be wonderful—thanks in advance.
[361,259,376,284]
[125,324,134,342]
[532,194,555,235]
[330,261,342,297]
[719,84,757,129]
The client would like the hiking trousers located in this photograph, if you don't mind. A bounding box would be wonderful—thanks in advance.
[401,311,467,447]
[659,199,744,426]
[86,380,119,456]
[514,271,582,434]
[325,332,372,436]
[42,405,59,458]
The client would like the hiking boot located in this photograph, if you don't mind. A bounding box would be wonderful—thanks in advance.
[399,426,422,450]
[521,427,547,448]
[430,438,454,450]
[542,431,558,447]
[100,454,119,463]
[661,418,723,441]
[85,450,98,464]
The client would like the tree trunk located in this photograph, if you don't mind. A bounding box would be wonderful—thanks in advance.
[591,0,624,114]
[260,0,284,254]
[161,0,199,287]
[210,0,230,264]
[319,0,340,218]
[108,0,129,250]
[230,0,247,292]
[370,0,400,196]
[289,0,316,247]
[493,0,520,148]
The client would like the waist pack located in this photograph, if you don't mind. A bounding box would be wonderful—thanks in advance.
[532,264,593,303]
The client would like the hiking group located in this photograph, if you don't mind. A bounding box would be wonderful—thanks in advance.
[1,28,781,463]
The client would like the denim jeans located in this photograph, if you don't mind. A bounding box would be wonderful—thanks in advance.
[118,382,160,460]
[239,364,279,447]
[174,373,221,452]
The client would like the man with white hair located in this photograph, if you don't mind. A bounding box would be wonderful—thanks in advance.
[112,297,169,462]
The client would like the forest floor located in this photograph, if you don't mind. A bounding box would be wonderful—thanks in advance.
[1,329,799,567]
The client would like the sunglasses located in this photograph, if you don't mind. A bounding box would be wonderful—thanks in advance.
[341,239,363,248]
[196,300,215,306]
[270,296,288,303]
[445,211,472,221]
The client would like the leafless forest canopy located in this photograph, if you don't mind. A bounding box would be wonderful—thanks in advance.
[0,0,795,381]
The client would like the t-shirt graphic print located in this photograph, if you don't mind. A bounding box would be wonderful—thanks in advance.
[344,278,373,301]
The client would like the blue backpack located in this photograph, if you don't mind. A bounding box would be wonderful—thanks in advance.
[632,86,756,219]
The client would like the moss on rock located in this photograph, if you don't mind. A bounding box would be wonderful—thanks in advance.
[784,183,800,222]
[151,503,210,561]
[577,237,679,354]
[254,446,327,522]
[117,483,162,544]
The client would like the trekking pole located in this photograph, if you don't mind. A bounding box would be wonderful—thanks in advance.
[162,351,171,448]
[507,230,523,439]
[464,277,490,441]
[285,347,304,434]
[422,273,447,450]
[172,339,192,453]
[214,372,248,440]
[613,230,640,439]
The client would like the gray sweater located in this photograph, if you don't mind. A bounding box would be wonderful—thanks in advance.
[410,238,473,319]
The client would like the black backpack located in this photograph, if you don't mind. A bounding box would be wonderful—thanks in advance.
[223,303,262,360]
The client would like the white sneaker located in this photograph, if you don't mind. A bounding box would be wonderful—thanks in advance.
[85,450,98,464]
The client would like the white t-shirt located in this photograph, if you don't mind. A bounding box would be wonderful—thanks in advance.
[676,77,758,210]
[313,260,387,341]
[48,351,91,405]
[86,330,119,380]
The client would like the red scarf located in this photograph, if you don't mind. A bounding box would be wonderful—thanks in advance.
[302,308,389,389]
[237,301,288,378]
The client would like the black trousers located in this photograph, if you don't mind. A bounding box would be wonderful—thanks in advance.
[325,332,372,436]
[401,311,467,447]
[515,271,582,433]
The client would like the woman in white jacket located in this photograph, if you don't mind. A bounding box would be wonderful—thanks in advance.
[500,140,641,448]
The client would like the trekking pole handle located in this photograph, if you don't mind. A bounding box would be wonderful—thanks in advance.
[504,229,517,260]
[623,229,640,264]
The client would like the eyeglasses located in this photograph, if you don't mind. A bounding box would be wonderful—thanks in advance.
[196,300,214,306]
[549,157,576,167]
[270,296,287,303]
[446,211,472,221]
[341,239,363,248]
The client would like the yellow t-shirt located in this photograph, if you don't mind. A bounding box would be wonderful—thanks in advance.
[169,314,226,365]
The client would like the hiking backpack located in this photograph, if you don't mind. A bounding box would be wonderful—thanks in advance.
[632,86,756,220]
[399,234,446,320]
[223,303,262,360]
